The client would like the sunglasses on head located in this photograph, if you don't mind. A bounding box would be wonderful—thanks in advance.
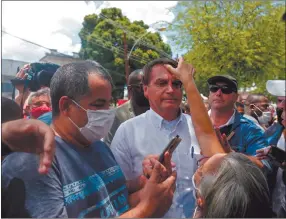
[209,85,235,94]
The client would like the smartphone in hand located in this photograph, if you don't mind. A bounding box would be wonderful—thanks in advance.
[159,135,182,164]
[267,146,286,167]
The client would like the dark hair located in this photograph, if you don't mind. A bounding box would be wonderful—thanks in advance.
[128,69,143,85]
[282,12,286,21]
[244,93,267,106]
[50,60,112,117]
[2,97,22,123]
[199,152,271,218]
[142,58,177,85]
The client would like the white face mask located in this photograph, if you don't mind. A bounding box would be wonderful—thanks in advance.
[69,100,115,143]
[252,104,272,125]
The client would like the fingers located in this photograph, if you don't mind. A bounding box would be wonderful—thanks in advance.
[149,159,166,183]
[162,170,177,192]
[163,151,172,175]
[164,64,177,76]
[38,124,55,174]
[142,155,158,178]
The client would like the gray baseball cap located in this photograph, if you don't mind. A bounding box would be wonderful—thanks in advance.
[207,75,238,92]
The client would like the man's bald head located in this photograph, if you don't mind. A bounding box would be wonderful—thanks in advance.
[245,94,268,106]
[244,94,270,119]
[128,69,144,86]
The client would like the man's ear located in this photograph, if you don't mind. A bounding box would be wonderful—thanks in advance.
[197,196,204,208]
[59,96,72,116]
[143,85,149,99]
[249,104,255,110]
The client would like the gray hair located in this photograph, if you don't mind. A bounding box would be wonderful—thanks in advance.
[198,152,271,218]
[50,60,113,117]
[28,87,51,105]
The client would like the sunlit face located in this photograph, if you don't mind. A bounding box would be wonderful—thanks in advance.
[144,65,182,115]
[61,74,112,128]
[209,82,238,111]
[250,96,270,117]
[193,153,226,191]
[30,95,51,109]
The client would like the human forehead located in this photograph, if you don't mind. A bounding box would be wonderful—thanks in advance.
[149,65,176,81]
[259,96,269,103]
[87,74,112,100]
[31,95,50,103]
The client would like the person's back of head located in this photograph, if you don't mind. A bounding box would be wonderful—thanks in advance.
[199,152,271,218]
[2,97,22,123]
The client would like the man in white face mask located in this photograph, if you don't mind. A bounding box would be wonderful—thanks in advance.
[2,60,177,218]
[244,94,272,130]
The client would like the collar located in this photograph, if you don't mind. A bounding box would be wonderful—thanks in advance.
[208,109,236,128]
[149,108,183,130]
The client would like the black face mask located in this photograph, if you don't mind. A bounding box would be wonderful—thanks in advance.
[132,90,150,107]
[276,107,284,126]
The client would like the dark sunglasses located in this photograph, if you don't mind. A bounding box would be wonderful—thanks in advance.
[209,85,234,94]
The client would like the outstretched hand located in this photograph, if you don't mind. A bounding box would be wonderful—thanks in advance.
[164,57,196,84]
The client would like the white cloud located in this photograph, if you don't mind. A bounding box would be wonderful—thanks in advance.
[2,1,177,62]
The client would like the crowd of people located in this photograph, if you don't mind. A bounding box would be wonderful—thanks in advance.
[1,14,286,219]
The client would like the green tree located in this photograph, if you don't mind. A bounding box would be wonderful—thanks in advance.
[168,1,285,96]
[79,7,172,99]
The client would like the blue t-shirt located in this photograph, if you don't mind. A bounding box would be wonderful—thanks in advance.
[37,111,53,125]
[2,136,129,218]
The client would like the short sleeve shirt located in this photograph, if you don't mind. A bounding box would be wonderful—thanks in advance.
[2,136,129,218]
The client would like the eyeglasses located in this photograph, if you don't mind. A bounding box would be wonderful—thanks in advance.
[209,85,234,94]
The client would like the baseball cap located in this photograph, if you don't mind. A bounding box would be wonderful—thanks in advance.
[207,75,238,92]
[266,80,286,97]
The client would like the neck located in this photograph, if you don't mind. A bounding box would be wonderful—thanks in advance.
[131,99,149,116]
[51,117,90,148]
[210,108,234,127]
[153,108,180,121]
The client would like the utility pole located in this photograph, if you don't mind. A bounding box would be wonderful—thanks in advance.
[123,32,129,84]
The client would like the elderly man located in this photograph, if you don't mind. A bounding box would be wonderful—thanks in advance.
[207,75,270,170]
[111,58,201,218]
[2,60,176,218]
[104,69,149,146]
[26,87,52,121]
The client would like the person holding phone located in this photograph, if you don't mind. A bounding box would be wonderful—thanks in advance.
[111,58,201,218]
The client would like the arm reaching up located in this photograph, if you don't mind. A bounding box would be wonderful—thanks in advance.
[164,58,225,156]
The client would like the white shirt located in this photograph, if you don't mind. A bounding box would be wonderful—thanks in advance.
[110,109,201,218]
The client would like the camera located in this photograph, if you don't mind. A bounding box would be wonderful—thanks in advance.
[11,62,60,92]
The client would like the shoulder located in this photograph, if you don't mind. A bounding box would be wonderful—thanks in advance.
[115,101,133,120]
[118,111,147,129]
[2,152,59,187]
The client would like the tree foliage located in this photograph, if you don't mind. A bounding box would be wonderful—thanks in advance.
[168,0,285,96]
[79,7,172,98]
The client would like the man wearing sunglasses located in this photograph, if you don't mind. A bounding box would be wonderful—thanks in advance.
[207,75,270,171]
[104,69,150,146]
[111,58,201,218]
